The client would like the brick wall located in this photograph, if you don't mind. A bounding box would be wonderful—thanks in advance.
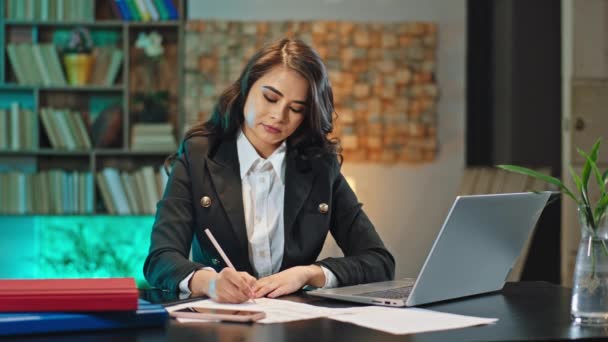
[184,20,438,163]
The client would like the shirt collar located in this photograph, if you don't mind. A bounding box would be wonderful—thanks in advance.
[237,130,287,184]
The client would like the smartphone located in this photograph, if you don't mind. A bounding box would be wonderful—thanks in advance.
[170,307,266,322]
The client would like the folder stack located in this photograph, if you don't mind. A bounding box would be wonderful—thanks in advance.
[0,278,168,336]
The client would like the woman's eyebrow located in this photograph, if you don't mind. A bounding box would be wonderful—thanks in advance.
[262,86,307,105]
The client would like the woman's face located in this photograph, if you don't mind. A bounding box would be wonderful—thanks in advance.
[242,66,308,158]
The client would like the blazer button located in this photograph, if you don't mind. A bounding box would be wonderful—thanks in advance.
[318,203,329,214]
[200,196,212,208]
[211,258,220,266]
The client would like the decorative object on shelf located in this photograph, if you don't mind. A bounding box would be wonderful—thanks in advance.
[91,104,123,148]
[498,138,608,326]
[63,27,95,86]
[133,31,170,123]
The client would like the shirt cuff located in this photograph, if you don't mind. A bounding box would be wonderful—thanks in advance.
[320,266,339,288]
[178,267,216,293]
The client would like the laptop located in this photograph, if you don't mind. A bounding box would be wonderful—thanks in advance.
[308,192,552,307]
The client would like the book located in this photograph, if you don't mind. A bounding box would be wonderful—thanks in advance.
[113,0,133,20]
[105,49,124,86]
[135,0,151,21]
[0,109,7,150]
[41,44,67,85]
[18,44,42,85]
[96,171,117,214]
[0,278,138,312]
[144,0,160,20]
[32,44,53,86]
[90,47,112,85]
[6,44,27,84]
[125,0,142,21]
[153,0,169,20]
[0,299,167,336]
[40,108,63,148]
[9,102,20,150]
[102,168,131,214]
[163,0,178,19]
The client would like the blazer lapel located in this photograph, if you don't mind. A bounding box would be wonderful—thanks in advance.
[283,150,315,242]
[205,138,249,254]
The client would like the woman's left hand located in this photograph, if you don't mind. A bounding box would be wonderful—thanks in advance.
[254,265,324,298]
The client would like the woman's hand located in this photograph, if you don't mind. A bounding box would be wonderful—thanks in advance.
[191,268,256,303]
[254,265,326,298]
[213,268,257,303]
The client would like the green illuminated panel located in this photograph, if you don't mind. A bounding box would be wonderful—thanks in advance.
[0,216,155,288]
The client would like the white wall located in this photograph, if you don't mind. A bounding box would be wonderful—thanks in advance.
[188,0,467,279]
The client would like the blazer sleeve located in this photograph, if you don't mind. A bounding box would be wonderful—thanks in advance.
[317,160,395,286]
[143,140,207,293]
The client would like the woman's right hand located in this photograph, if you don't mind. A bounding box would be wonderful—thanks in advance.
[192,268,256,303]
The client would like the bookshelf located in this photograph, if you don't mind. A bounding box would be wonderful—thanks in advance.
[0,0,186,216]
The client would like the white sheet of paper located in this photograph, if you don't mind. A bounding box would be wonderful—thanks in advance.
[327,306,498,335]
[166,297,498,334]
[166,297,334,324]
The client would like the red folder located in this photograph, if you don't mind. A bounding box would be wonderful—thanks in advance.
[0,278,139,312]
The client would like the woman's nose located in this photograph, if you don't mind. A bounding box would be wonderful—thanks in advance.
[270,107,288,122]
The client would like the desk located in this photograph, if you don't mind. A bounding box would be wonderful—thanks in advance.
[6,282,608,341]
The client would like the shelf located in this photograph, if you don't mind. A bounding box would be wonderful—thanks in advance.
[126,21,181,28]
[0,84,124,91]
[3,20,181,28]
[0,149,174,156]
[0,214,155,217]
[95,149,174,156]
[0,149,89,156]
[0,0,184,221]
[4,20,122,27]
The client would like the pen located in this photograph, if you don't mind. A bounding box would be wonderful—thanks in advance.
[204,228,256,303]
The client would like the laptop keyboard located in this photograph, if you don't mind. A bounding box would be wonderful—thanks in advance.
[355,286,413,300]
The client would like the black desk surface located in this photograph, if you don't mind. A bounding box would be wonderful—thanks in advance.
[6,282,608,341]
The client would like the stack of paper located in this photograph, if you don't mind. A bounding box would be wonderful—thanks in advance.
[166,298,498,335]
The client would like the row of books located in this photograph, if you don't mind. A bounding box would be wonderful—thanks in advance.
[6,43,123,87]
[90,47,125,86]
[40,107,92,150]
[0,170,94,214]
[131,123,177,151]
[0,103,38,151]
[111,0,179,21]
[96,166,168,215]
[0,104,179,152]
[4,0,95,22]
[6,43,66,86]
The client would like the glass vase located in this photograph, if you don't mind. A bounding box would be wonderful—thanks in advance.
[571,210,608,325]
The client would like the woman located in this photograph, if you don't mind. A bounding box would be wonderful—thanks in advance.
[144,38,394,304]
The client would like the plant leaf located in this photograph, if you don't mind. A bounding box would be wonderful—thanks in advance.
[497,165,578,203]
[580,138,602,194]
[595,193,608,223]
[569,165,583,196]
[579,149,607,199]
[603,169,608,185]
[580,185,596,230]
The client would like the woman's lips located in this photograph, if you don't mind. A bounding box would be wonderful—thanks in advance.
[262,124,281,134]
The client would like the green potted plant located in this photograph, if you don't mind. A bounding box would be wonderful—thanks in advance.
[63,26,95,86]
[498,138,608,326]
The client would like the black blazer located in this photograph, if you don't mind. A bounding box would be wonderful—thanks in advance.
[143,134,395,293]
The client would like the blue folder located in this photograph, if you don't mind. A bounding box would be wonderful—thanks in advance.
[0,299,167,336]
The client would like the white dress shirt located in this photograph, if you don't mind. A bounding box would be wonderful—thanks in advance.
[179,131,337,292]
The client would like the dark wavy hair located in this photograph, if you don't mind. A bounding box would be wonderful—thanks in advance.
[166,38,340,171]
